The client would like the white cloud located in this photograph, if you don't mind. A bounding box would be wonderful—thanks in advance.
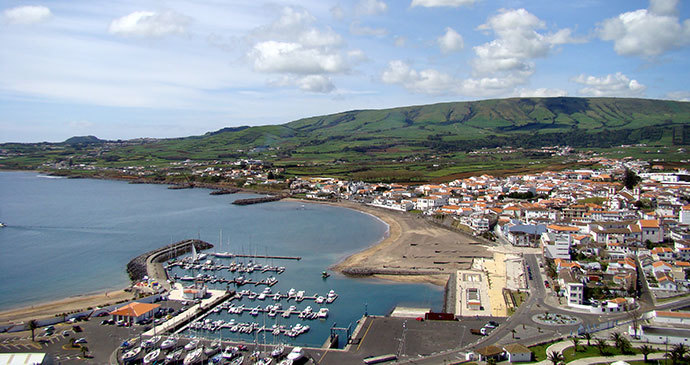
[650,0,678,16]
[350,20,388,36]
[469,8,582,94]
[411,0,476,8]
[599,0,690,57]
[572,72,646,97]
[2,5,51,25]
[665,90,690,101]
[250,41,347,74]
[437,27,464,53]
[296,75,335,93]
[298,27,343,47]
[246,6,362,93]
[356,0,388,16]
[108,10,191,37]
[381,60,457,95]
[517,88,568,97]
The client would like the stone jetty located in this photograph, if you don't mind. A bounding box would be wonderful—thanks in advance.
[126,239,213,284]
[231,195,283,205]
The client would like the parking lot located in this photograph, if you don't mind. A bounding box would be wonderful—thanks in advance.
[0,298,185,364]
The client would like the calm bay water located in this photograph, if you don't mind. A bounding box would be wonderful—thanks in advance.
[0,172,441,346]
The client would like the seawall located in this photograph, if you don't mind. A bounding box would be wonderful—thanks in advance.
[126,239,214,282]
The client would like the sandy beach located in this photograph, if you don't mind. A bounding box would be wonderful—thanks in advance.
[0,289,134,326]
[288,199,491,287]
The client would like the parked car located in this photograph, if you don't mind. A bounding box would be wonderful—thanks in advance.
[74,338,87,344]
[62,330,71,336]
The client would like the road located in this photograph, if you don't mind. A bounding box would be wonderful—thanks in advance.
[398,254,636,364]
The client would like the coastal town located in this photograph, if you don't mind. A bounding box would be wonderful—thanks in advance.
[2,150,690,365]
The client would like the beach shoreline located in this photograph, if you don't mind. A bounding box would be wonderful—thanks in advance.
[0,289,134,326]
[285,198,488,287]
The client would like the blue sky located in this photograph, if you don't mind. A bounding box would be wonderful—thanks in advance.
[1,0,689,142]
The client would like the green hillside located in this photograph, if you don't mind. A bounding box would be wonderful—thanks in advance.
[161,97,689,158]
[2,97,689,181]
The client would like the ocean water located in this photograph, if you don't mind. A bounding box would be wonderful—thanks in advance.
[0,172,441,346]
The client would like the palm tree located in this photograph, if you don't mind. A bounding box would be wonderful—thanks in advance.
[595,338,608,355]
[511,329,517,339]
[610,332,623,349]
[619,337,633,355]
[670,344,688,365]
[639,344,653,362]
[547,350,564,365]
[571,337,581,352]
[583,332,592,347]
[28,320,38,342]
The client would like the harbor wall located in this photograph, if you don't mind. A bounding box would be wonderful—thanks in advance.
[443,272,456,314]
[126,239,213,282]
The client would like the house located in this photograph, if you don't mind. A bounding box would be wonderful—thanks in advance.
[651,247,674,261]
[503,343,532,363]
[639,220,663,243]
[109,302,160,325]
[475,345,504,362]
[656,273,678,291]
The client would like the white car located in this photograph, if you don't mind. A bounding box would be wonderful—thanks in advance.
[74,337,87,344]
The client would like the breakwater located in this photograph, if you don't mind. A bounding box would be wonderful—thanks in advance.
[209,188,239,195]
[126,239,213,282]
[231,195,283,205]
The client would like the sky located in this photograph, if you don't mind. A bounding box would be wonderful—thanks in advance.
[1,0,689,142]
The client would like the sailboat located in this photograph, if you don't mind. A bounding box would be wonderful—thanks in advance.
[191,243,199,262]
[214,229,235,258]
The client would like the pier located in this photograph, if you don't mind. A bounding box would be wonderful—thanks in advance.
[223,254,301,261]
[231,196,283,205]
[127,239,213,288]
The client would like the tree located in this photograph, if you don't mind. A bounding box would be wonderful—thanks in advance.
[582,332,592,346]
[595,338,608,355]
[639,344,654,362]
[619,337,633,355]
[28,320,38,342]
[610,332,623,349]
[571,337,581,352]
[547,350,564,365]
[623,168,641,190]
[511,329,517,339]
[670,344,688,365]
[628,308,642,338]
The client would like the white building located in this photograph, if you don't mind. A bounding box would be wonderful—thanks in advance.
[681,205,690,225]
[503,344,532,363]
[541,232,572,260]
[630,311,690,345]
[565,282,584,306]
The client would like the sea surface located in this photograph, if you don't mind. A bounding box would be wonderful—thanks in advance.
[0,171,442,346]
